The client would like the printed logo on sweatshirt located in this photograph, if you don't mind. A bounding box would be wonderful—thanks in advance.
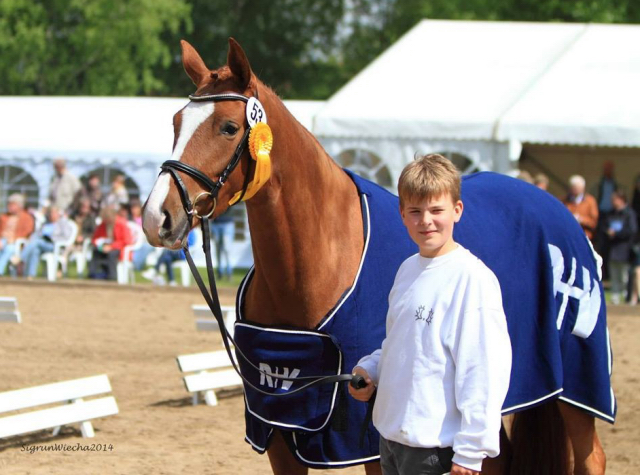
[415,305,434,325]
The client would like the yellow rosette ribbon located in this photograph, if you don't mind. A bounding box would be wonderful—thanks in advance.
[229,122,273,205]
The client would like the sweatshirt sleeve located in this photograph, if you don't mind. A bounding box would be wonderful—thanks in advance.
[355,348,382,384]
[448,272,512,471]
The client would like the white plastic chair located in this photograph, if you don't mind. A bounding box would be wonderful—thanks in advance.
[116,222,145,284]
[41,220,79,281]
[171,228,203,287]
[69,238,92,276]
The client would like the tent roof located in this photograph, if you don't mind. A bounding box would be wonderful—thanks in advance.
[496,24,640,147]
[313,19,640,147]
[0,96,325,164]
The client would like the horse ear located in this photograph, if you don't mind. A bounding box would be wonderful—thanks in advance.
[227,37,252,90]
[181,40,210,86]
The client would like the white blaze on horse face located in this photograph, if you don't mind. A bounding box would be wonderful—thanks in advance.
[171,101,215,162]
[144,101,215,233]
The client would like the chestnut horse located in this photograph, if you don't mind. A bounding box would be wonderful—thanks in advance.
[142,39,607,474]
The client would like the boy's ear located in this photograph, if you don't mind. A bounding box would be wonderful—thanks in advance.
[454,200,464,222]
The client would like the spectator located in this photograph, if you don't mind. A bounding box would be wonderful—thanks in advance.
[141,231,196,286]
[516,170,533,183]
[89,207,133,281]
[131,198,155,271]
[594,161,619,279]
[17,206,75,279]
[211,211,235,280]
[129,199,143,226]
[562,175,599,242]
[0,194,35,275]
[630,175,640,305]
[607,190,638,305]
[64,198,97,274]
[103,174,129,209]
[49,158,81,214]
[72,173,102,219]
[534,173,549,191]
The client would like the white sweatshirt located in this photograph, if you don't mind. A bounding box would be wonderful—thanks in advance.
[356,245,512,471]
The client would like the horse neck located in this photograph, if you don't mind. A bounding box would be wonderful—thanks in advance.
[243,86,364,328]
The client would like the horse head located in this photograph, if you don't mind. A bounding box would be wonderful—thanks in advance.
[142,39,258,249]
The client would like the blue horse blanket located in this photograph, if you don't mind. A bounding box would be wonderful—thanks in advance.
[235,169,615,469]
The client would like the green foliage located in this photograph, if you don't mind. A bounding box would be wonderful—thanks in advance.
[156,0,346,99]
[1,0,639,98]
[0,0,190,95]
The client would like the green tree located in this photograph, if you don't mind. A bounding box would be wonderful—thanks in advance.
[156,0,346,99]
[0,0,190,95]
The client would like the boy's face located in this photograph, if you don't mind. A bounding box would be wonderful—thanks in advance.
[400,193,463,258]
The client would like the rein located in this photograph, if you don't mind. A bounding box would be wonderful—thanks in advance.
[160,91,361,397]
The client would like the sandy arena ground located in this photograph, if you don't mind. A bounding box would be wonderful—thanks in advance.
[0,279,638,475]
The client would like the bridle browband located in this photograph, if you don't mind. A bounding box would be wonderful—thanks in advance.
[159,90,360,398]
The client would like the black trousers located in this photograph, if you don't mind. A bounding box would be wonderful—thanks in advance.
[89,250,120,280]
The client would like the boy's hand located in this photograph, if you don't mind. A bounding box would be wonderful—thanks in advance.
[347,367,375,402]
[450,463,479,474]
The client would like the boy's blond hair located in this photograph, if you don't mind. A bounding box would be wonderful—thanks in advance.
[398,154,461,207]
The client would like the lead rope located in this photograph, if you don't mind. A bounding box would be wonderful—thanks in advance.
[182,217,357,397]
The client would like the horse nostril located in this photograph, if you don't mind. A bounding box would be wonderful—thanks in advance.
[161,210,172,233]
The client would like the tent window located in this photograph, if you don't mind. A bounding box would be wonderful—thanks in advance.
[81,167,140,203]
[0,166,39,213]
[335,149,393,189]
[435,152,479,175]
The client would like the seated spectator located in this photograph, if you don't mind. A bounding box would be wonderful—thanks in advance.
[17,206,75,279]
[141,231,196,286]
[63,198,97,274]
[563,175,598,242]
[607,190,638,304]
[72,173,102,219]
[0,194,35,275]
[89,207,133,281]
[131,198,155,271]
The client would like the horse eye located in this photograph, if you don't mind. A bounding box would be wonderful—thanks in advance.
[221,122,239,136]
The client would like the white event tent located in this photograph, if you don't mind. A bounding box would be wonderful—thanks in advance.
[314,20,640,190]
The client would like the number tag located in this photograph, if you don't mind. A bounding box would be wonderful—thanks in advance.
[246,97,267,128]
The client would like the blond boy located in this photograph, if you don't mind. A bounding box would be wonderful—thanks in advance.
[349,154,512,475]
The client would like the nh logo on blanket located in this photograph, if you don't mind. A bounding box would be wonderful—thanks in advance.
[549,244,601,339]
[259,363,300,391]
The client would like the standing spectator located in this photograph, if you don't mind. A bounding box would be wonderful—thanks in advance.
[607,190,638,304]
[18,206,74,279]
[0,194,35,275]
[594,161,619,279]
[534,173,549,191]
[516,170,533,183]
[630,175,640,305]
[562,175,599,242]
[49,158,81,214]
[211,210,235,280]
[89,207,132,281]
[102,174,129,209]
[141,231,196,286]
[72,173,103,219]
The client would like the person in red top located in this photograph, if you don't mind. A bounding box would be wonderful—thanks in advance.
[89,206,132,280]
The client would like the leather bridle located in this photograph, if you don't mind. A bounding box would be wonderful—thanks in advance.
[159,91,362,397]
